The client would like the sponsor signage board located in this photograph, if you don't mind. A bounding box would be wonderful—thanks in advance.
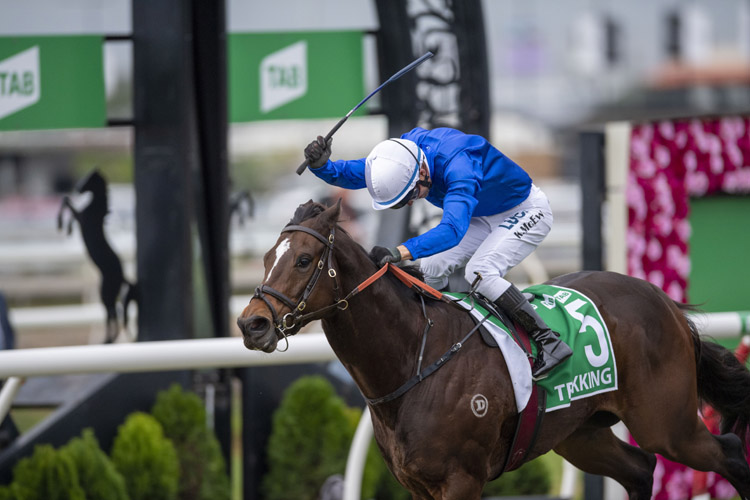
[0,36,106,131]
[229,31,364,122]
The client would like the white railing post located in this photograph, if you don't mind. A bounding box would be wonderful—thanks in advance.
[343,407,374,500]
[559,459,578,499]
[0,377,25,424]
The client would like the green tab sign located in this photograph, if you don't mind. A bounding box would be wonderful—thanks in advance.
[228,31,364,122]
[0,36,106,131]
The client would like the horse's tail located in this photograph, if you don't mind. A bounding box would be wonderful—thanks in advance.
[682,304,750,443]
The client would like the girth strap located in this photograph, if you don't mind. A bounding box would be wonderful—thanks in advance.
[501,320,546,473]
[365,312,491,406]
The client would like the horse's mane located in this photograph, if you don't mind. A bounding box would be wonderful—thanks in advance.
[286,200,327,226]
[289,200,426,281]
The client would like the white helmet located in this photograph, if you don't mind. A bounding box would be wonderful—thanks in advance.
[365,138,426,210]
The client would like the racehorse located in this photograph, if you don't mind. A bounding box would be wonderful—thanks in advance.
[237,200,750,500]
[58,169,136,343]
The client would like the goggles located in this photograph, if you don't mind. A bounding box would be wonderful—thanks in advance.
[389,185,420,210]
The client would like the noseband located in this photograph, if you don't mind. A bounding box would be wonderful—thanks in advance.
[252,224,347,351]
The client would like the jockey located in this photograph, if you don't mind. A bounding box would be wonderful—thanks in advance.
[303,127,571,380]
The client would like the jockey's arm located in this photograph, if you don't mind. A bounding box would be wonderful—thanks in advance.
[396,245,413,261]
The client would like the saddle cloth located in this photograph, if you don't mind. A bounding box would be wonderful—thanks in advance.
[447,284,618,413]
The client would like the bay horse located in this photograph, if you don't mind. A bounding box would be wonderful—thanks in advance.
[237,200,750,500]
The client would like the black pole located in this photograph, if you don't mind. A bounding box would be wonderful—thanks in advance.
[133,0,232,473]
[191,0,229,342]
[580,130,606,499]
[374,0,419,138]
[373,0,419,246]
[132,0,197,342]
[191,0,232,471]
[453,0,491,137]
[580,131,605,271]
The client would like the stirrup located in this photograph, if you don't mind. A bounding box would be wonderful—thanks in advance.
[531,356,554,381]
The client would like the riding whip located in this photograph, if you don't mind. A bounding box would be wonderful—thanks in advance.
[296,51,434,175]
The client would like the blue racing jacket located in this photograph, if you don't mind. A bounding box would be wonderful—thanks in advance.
[310,127,532,260]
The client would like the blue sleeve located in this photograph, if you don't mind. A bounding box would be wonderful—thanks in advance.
[310,158,367,189]
[402,152,480,259]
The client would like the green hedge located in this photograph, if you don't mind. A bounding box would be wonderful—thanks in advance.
[151,384,231,500]
[264,375,411,500]
[111,412,179,500]
[482,458,550,497]
[263,375,358,500]
[9,444,85,500]
[2,429,131,500]
[0,386,230,500]
[63,429,130,500]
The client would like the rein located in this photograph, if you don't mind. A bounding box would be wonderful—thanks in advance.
[252,222,481,404]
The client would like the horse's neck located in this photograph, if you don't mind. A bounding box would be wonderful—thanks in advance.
[322,257,425,404]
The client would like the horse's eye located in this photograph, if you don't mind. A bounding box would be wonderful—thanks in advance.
[296,255,312,268]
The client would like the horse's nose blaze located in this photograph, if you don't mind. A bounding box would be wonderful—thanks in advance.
[237,315,271,337]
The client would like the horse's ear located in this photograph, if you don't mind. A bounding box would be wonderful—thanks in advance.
[319,198,342,228]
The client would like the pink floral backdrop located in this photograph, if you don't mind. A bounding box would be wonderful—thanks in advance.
[628,117,750,302]
[627,116,750,499]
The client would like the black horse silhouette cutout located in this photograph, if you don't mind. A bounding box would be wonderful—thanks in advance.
[57,169,137,343]
[230,189,255,226]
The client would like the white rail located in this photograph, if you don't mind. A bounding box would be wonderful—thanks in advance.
[689,311,750,337]
[0,335,333,378]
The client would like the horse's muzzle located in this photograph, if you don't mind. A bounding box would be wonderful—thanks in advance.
[237,315,277,353]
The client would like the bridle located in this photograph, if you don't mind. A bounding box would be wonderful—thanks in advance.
[251,224,348,351]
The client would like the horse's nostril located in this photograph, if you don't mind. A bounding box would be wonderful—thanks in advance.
[238,315,271,335]
[249,317,270,332]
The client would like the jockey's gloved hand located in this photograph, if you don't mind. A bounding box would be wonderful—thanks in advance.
[304,135,332,169]
[370,246,401,267]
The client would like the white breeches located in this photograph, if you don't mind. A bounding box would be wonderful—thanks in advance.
[420,184,553,301]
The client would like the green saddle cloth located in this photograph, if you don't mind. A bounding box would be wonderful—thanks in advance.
[447,284,618,412]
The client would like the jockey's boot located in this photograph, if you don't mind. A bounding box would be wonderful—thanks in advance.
[494,284,573,381]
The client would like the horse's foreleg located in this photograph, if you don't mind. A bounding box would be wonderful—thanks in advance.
[554,425,655,500]
[57,196,77,235]
[433,469,484,500]
[400,466,484,500]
